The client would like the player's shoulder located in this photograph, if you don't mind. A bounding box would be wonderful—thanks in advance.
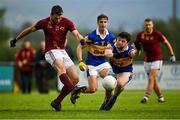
[36,17,50,26]
[38,17,50,23]
[128,45,135,50]
[89,30,96,35]
[153,29,163,36]
[108,31,116,38]
[61,16,73,23]
[137,31,144,36]
[87,30,96,39]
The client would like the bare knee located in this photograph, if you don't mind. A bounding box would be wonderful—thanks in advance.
[117,82,124,89]
[71,76,79,86]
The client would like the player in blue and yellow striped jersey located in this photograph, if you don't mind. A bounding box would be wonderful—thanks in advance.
[103,32,137,110]
[70,14,116,110]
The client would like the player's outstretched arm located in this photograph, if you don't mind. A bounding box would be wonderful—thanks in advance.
[76,43,88,71]
[76,44,84,62]
[72,30,84,41]
[10,24,37,47]
[104,44,113,58]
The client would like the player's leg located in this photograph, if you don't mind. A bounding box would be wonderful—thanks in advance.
[154,78,164,103]
[45,50,74,111]
[99,64,112,98]
[70,65,98,104]
[95,63,113,110]
[67,65,84,104]
[64,50,79,86]
[114,72,131,96]
[141,70,156,103]
[152,61,164,103]
[70,75,97,104]
[104,72,131,110]
[141,61,162,103]
[66,65,79,86]
[99,67,112,110]
[52,59,74,111]
[73,65,99,93]
[85,75,98,93]
[141,62,151,103]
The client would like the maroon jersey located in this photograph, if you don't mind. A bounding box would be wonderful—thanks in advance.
[35,17,76,52]
[15,48,35,72]
[136,30,166,62]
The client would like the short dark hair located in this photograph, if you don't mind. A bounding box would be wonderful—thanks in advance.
[117,32,131,43]
[51,5,63,15]
[97,14,108,22]
[144,18,153,22]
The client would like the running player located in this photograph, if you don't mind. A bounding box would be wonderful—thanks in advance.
[134,18,176,103]
[70,14,116,110]
[103,32,137,110]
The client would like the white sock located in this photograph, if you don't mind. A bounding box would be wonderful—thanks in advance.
[143,96,149,101]
[159,97,164,101]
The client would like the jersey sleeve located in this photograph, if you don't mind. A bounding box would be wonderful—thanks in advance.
[35,19,45,30]
[136,32,141,42]
[86,33,93,44]
[67,19,76,32]
[128,45,135,53]
[157,31,166,42]
[109,33,116,46]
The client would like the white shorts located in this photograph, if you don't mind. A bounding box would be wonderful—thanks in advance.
[45,49,74,69]
[144,60,163,73]
[87,62,111,76]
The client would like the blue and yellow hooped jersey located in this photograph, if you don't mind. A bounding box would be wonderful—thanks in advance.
[85,29,116,66]
[110,45,134,74]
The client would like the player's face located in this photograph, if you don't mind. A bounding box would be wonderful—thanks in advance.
[116,37,128,49]
[97,18,108,30]
[144,21,154,33]
[51,14,61,25]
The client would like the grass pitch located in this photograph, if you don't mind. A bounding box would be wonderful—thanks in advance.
[0,90,180,119]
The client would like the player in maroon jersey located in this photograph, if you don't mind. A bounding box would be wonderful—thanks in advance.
[134,18,176,103]
[10,5,84,111]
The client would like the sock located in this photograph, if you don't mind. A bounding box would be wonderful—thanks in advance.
[143,92,150,100]
[158,94,163,98]
[112,96,117,101]
[54,73,74,104]
[158,95,164,101]
[59,73,74,89]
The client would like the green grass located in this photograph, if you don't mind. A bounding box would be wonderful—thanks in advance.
[0,90,180,119]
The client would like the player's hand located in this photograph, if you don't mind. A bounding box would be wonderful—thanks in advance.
[134,41,141,51]
[170,55,176,63]
[10,38,17,47]
[79,61,88,71]
[113,53,124,59]
[80,39,87,46]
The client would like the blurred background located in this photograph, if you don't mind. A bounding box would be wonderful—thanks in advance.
[0,0,180,93]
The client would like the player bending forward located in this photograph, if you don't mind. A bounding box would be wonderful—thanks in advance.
[103,32,137,111]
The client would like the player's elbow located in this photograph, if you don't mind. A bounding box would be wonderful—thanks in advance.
[27,26,36,33]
